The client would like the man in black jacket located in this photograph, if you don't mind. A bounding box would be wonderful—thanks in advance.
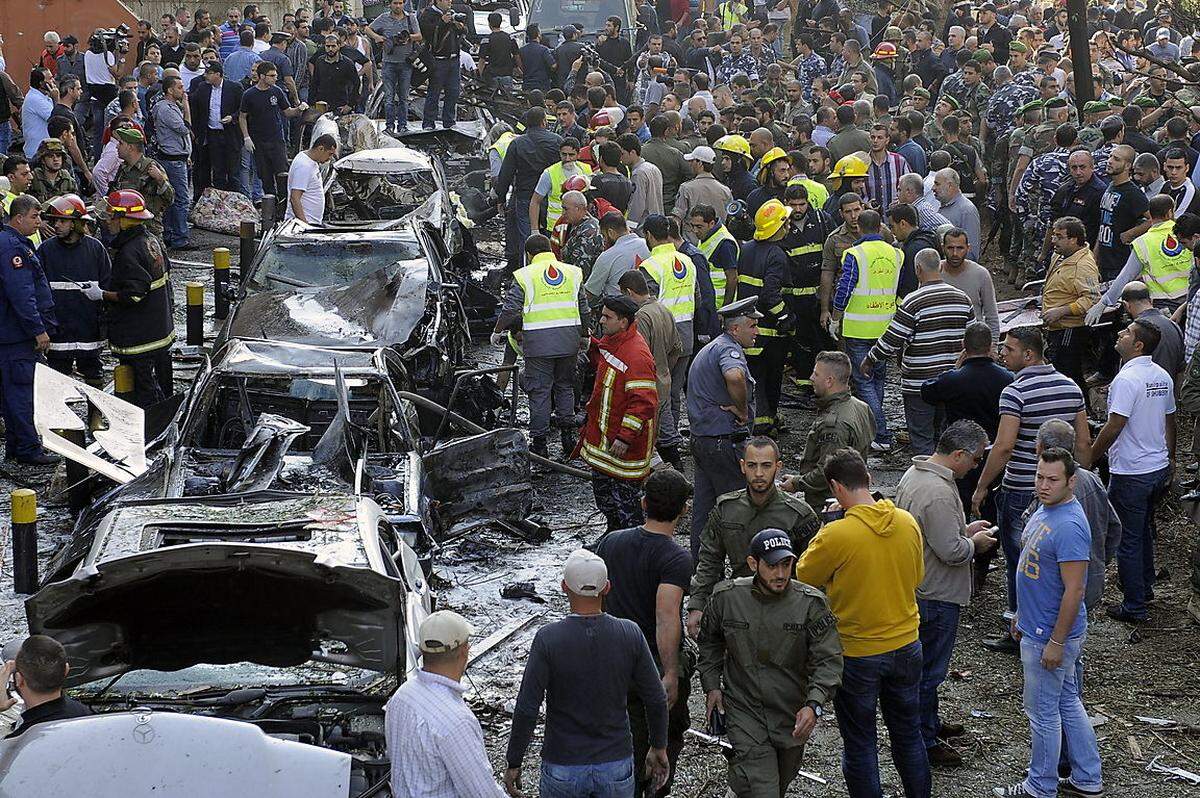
[189,62,244,193]
[1,636,92,738]
[493,106,564,273]
[309,34,361,113]
[418,0,467,130]
[887,202,940,299]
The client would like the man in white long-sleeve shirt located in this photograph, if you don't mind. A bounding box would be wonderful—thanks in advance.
[385,611,504,798]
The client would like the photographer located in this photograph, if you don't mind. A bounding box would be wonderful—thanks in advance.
[0,636,92,738]
[367,0,422,135]
[84,28,124,154]
[417,0,466,131]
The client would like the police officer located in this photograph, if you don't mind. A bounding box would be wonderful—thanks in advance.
[37,194,110,386]
[781,350,874,511]
[686,296,761,560]
[491,234,589,458]
[28,140,79,204]
[88,190,175,408]
[687,435,821,637]
[0,194,57,465]
[737,199,793,435]
[1016,124,1075,277]
[696,528,843,798]
[779,183,834,404]
[110,127,176,246]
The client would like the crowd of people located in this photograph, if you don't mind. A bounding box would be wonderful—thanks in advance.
[1,0,1200,796]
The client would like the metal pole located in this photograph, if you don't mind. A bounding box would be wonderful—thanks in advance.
[260,195,276,228]
[239,221,256,287]
[213,246,231,320]
[1067,0,1094,106]
[186,282,205,346]
[11,488,37,594]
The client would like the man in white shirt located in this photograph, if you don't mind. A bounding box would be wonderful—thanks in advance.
[284,134,338,224]
[385,610,505,798]
[1089,318,1175,624]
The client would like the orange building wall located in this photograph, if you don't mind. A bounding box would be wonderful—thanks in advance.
[0,0,138,89]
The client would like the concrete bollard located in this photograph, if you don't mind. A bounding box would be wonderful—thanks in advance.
[213,247,231,320]
[11,489,37,594]
[186,282,205,346]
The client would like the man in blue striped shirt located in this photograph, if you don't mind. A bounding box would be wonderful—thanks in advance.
[970,327,1093,654]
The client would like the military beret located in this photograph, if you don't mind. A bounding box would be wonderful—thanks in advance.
[1082,100,1110,113]
[1044,97,1067,109]
[939,95,960,110]
[1009,40,1029,54]
[114,127,146,144]
[1132,95,1159,108]
[1017,99,1044,114]
[913,87,931,99]
[971,49,993,62]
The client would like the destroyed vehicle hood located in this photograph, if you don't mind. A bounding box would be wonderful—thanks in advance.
[230,265,430,347]
[0,711,351,798]
[28,543,405,687]
[332,145,433,175]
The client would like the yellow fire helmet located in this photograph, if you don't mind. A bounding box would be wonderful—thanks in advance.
[829,153,869,186]
[753,198,793,241]
[714,134,752,160]
[757,146,791,184]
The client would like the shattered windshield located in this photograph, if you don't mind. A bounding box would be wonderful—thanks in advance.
[256,237,425,288]
[76,660,380,699]
[529,0,628,31]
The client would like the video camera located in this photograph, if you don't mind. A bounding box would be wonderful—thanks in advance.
[89,24,131,54]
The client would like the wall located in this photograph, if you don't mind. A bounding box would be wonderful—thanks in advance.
[0,0,138,88]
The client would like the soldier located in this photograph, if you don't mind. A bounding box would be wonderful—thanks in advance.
[958,58,992,127]
[110,128,176,246]
[926,95,958,149]
[1016,125,1076,279]
[686,436,821,638]
[982,66,1037,211]
[1008,40,1040,88]
[1077,101,1111,151]
[697,529,843,798]
[28,139,78,203]
[781,351,874,511]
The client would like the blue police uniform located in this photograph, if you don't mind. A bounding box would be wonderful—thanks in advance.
[685,303,758,561]
[0,226,56,461]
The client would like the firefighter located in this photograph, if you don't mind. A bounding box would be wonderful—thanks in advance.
[745,147,793,218]
[779,182,836,406]
[736,199,793,435]
[37,194,110,386]
[87,189,175,408]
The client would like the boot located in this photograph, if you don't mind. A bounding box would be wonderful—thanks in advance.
[659,445,683,470]
[530,436,549,459]
[559,427,576,458]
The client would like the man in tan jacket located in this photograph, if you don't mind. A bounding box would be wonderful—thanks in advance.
[1041,215,1100,404]
[620,269,684,468]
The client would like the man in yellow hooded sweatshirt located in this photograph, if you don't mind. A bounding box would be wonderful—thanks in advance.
[794,448,930,798]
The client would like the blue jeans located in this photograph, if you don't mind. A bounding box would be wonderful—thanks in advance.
[833,640,931,798]
[917,598,961,749]
[423,57,460,128]
[845,337,890,445]
[903,393,942,456]
[997,488,1035,613]
[539,758,635,798]
[239,148,263,201]
[160,159,191,247]
[1019,635,1102,798]
[1110,467,1170,618]
[381,60,413,130]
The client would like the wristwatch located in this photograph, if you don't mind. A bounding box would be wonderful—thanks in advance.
[805,701,824,718]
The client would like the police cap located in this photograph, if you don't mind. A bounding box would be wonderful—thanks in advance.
[749,528,796,565]
[718,296,763,319]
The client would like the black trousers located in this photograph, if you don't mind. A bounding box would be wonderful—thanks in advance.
[1046,326,1092,412]
[119,348,173,409]
[629,670,691,797]
[253,140,289,209]
[196,135,240,194]
[787,292,834,383]
[47,350,103,383]
[748,334,788,428]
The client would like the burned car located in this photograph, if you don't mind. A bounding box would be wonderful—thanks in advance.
[12,490,429,798]
[219,219,469,391]
[326,145,443,223]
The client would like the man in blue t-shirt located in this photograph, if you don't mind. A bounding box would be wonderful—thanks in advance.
[239,61,307,216]
[993,448,1103,798]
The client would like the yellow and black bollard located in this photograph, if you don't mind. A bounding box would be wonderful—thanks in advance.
[213,246,231,320]
[114,363,135,403]
[186,282,205,346]
[11,488,37,594]
[59,428,90,513]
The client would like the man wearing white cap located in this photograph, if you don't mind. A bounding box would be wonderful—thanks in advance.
[1149,27,1181,63]
[505,549,669,797]
[385,610,504,797]
[673,145,733,240]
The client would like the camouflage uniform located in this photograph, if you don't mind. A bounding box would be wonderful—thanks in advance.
[1011,68,1041,89]
[111,155,176,243]
[1077,126,1104,151]
[941,71,965,107]
[1005,121,1037,268]
[1023,120,1059,158]
[984,83,1038,210]
[1015,148,1071,277]
[28,167,79,204]
[959,81,992,126]
[1093,141,1116,182]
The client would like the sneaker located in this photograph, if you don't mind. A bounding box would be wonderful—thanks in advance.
[927,742,963,767]
[1058,780,1104,797]
[937,721,965,739]
[992,783,1035,797]
[1105,605,1147,624]
[870,440,892,453]
[982,634,1020,654]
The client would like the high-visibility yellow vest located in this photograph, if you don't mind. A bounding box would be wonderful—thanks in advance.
[544,161,593,230]
[489,131,515,160]
[1132,219,1190,304]
[1,193,41,246]
[640,243,696,323]
[791,176,829,212]
[842,239,902,340]
[698,224,740,300]
[513,252,583,331]
[717,0,747,29]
